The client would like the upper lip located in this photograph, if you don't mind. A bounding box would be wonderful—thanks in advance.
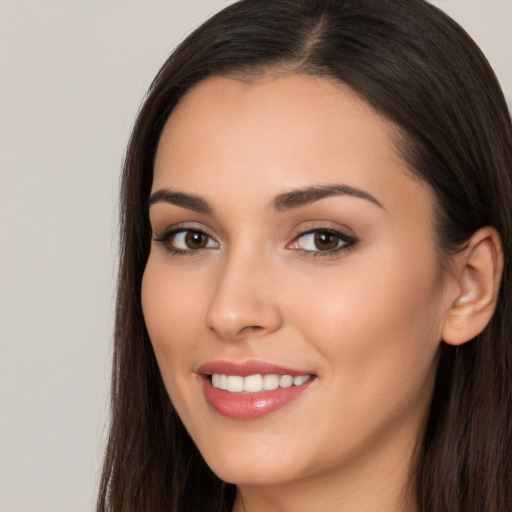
[196,360,314,377]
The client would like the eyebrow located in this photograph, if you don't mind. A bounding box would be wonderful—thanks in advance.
[149,189,213,214]
[149,183,384,215]
[272,184,384,211]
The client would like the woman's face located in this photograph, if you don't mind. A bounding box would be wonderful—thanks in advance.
[142,74,455,488]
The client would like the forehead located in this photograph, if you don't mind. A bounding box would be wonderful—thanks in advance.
[158,73,395,170]
[153,73,432,221]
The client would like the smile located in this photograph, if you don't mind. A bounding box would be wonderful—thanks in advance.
[197,361,316,419]
[211,373,312,393]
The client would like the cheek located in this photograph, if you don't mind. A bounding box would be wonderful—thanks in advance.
[289,248,444,401]
[141,258,204,386]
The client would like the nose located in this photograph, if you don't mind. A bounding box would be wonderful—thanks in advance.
[204,249,283,341]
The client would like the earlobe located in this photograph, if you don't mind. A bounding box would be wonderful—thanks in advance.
[442,227,503,346]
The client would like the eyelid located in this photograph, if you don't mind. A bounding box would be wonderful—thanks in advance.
[286,225,358,256]
[152,221,357,257]
[153,223,219,254]
[173,230,219,250]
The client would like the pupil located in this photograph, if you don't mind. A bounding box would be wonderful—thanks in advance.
[315,232,338,250]
[186,231,206,248]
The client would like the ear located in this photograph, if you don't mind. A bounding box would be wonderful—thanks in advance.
[442,227,503,346]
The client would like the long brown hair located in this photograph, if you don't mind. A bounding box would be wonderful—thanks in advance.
[97,1,512,510]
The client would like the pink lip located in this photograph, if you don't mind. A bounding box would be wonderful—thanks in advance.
[197,360,312,377]
[197,360,316,420]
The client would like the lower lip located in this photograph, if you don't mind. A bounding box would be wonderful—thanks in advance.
[200,375,315,420]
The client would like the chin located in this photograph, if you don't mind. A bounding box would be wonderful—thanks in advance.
[198,435,306,486]
[208,460,297,487]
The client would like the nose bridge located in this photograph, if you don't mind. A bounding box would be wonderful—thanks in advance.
[205,243,282,340]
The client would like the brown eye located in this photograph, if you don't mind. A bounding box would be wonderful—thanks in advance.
[184,230,209,249]
[154,229,219,252]
[314,231,340,251]
[290,228,357,255]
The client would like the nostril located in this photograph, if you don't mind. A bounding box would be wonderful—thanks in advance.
[246,325,264,332]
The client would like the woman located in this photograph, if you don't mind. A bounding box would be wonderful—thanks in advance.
[97,0,512,510]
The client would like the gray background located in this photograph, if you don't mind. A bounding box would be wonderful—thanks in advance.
[1,1,510,511]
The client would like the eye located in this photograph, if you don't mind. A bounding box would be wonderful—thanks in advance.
[154,228,219,253]
[288,229,356,255]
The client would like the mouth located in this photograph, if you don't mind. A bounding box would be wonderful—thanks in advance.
[209,373,312,393]
[197,361,316,420]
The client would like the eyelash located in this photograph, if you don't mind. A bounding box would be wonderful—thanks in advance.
[153,227,357,257]
[290,228,358,257]
[153,227,219,256]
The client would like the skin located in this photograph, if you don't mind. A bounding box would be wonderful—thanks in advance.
[142,74,462,512]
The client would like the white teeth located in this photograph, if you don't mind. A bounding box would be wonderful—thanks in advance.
[293,375,310,386]
[226,375,244,392]
[262,374,280,390]
[279,375,294,388]
[219,374,228,390]
[243,374,263,392]
[211,373,311,393]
